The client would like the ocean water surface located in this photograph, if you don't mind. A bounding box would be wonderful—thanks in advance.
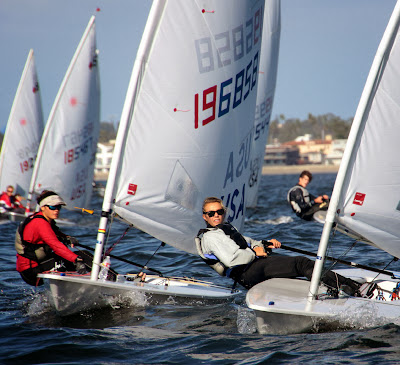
[2,173,400,364]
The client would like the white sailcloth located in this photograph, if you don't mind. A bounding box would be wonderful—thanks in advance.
[107,0,265,255]
[29,16,100,210]
[246,0,280,207]
[0,49,44,197]
[245,1,400,336]
[335,4,400,260]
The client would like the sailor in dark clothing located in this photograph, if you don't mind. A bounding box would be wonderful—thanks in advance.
[287,170,329,221]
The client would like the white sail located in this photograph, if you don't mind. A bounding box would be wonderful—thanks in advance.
[28,16,100,210]
[0,50,44,197]
[246,0,280,207]
[38,1,270,314]
[310,0,400,301]
[246,1,400,335]
[334,5,400,259]
[105,0,265,255]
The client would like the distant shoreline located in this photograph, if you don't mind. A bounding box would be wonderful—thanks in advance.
[94,164,339,181]
[262,164,339,175]
[94,173,108,182]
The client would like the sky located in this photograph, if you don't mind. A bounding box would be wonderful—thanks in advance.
[0,0,397,133]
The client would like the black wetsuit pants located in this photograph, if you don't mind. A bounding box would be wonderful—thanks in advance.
[19,250,93,286]
[296,201,329,221]
[300,201,329,221]
[237,254,359,292]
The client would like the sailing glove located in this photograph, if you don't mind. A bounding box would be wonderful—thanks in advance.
[67,236,79,247]
[74,256,87,275]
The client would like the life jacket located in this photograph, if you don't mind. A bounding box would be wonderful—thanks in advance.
[0,192,13,213]
[15,213,54,262]
[287,184,311,214]
[196,223,251,277]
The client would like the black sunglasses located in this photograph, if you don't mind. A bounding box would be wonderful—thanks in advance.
[47,205,62,211]
[203,208,225,217]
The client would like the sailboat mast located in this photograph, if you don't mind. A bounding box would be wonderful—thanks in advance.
[27,16,96,211]
[91,0,167,280]
[308,0,400,301]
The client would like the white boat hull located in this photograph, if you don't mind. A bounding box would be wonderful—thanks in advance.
[246,269,400,334]
[39,272,240,316]
[5,211,26,222]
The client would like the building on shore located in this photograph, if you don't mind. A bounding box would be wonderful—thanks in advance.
[324,139,347,165]
[94,135,347,180]
[264,144,300,165]
[282,137,332,164]
[95,140,115,175]
[264,136,346,166]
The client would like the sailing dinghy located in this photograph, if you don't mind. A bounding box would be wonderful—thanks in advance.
[38,0,269,315]
[26,15,100,215]
[0,49,44,221]
[247,0,400,334]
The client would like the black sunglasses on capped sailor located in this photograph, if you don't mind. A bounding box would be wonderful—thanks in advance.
[203,208,225,217]
[46,204,62,211]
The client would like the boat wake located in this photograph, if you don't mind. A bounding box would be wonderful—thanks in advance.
[336,300,400,330]
[25,286,150,319]
[249,216,294,225]
[102,290,149,310]
[236,306,257,334]
[25,291,54,317]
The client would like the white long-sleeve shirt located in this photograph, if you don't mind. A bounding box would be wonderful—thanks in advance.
[201,227,263,268]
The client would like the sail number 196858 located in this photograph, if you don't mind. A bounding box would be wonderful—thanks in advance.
[194,52,259,129]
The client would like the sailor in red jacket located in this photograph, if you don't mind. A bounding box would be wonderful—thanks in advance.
[13,194,26,214]
[15,190,88,286]
[0,185,16,214]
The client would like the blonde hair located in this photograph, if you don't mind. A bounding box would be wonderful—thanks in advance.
[202,197,225,212]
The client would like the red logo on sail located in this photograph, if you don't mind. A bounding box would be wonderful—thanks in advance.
[127,183,137,196]
[353,192,365,206]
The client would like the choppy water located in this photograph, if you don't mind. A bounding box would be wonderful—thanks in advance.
[2,173,400,364]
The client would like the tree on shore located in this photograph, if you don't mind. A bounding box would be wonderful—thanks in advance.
[268,113,352,144]
[98,121,117,143]
[0,113,351,149]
